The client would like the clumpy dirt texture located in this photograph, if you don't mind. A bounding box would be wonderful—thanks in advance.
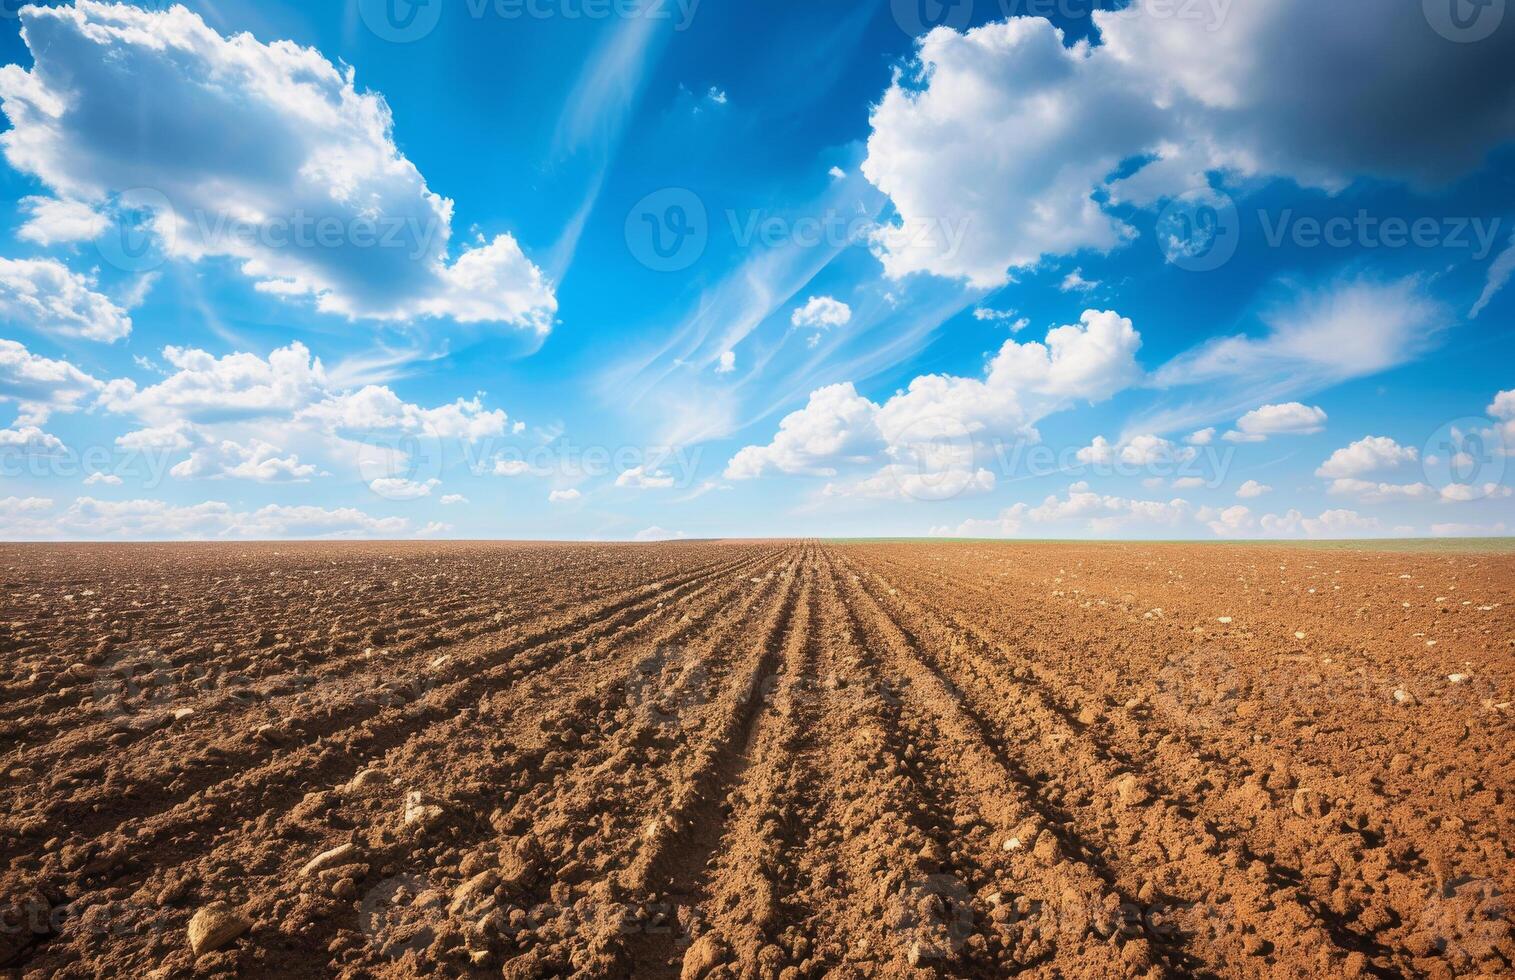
[0,540,1511,979]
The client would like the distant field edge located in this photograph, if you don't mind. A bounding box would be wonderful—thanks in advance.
[824,537,1515,553]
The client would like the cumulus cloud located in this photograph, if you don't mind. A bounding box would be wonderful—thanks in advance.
[548,488,582,503]
[367,477,440,499]
[791,295,853,330]
[16,196,108,245]
[715,351,736,375]
[1315,435,1418,479]
[0,423,66,455]
[933,482,1192,537]
[439,494,467,505]
[0,2,555,332]
[634,526,688,542]
[863,5,1515,284]
[1186,427,1215,446]
[728,311,1142,493]
[1224,402,1327,443]
[1236,480,1271,498]
[1260,508,1383,538]
[1325,478,1434,501]
[0,496,420,540]
[0,258,132,342]
[0,337,103,424]
[615,465,676,490]
[172,439,317,483]
[1490,388,1515,441]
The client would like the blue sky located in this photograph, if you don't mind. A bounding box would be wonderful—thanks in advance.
[0,0,1512,540]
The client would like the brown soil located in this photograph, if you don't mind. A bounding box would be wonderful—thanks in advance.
[0,540,1511,979]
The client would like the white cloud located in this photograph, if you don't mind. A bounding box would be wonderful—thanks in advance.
[827,166,846,180]
[824,463,996,502]
[115,421,197,452]
[1440,483,1512,503]
[615,465,675,490]
[1203,504,1255,536]
[725,382,881,479]
[1075,436,1116,466]
[83,471,121,486]
[0,257,131,342]
[1225,402,1327,442]
[492,458,535,478]
[1490,388,1515,441]
[548,488,582,503]
[715,350,736,375]
[439,494,467,505]
[1059,268,1098,293]
[935,483,1192,537]
[171,439,316,483]
[1186,427,1215,446]
[1325,478,1434,501]
[1315,435,1418,479]
[973,308,1028,331]
[0,496,418,540]
[102,343,328,422]
[0,424,65,455]
[368,476,440,499]
[791,295,852,330]
[863,6,1515,284]
[1157,277,1442,392]
[0,2,555,332]
[1431,521,1510,537]
[1471,233,1515,318]
[1236,479,1271,499]
[17,196,106,246]
[1259,508,1384,538]
[1173,476,1207,490]
[729,311,1142,493]
[634,526,688,542]
[1118,434,1195,467]
[0,337,103,424]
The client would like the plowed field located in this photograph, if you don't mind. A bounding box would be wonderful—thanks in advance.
[1,540,1511,979]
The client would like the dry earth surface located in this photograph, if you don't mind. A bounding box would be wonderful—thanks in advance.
[0,540,1511,979]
